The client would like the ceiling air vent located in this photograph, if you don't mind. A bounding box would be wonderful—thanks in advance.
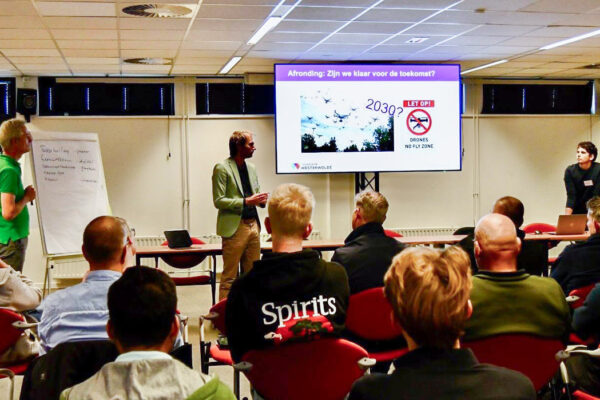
[122,4,192,18]
[124,58,173,65]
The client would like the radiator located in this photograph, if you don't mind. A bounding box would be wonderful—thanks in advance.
[392,227,457,237]
[50,231,323,280]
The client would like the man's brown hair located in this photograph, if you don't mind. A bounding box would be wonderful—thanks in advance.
[229,130,251,157]
[0,118,25,151]
[355,190,389,224]
[268,183,314,237]
[587,196,600,224]
[493,196,524,228]
[384,246,472,349]
[578,141,597,162]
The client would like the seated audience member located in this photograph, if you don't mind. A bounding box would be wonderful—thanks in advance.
[564,283,600,396]
[226,183,349,362]
[464,214,570,342]
[493,196,548,276]
[0,258,42,365]
[331,190,406,373]
[60,266,235,400]
[37,216,135,352]
[552,196,600,294]
[458,196,547,275]
[348,246,536,400]
[331,190,405,294]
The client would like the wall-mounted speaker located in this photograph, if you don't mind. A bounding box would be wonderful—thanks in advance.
[17,89,37,122]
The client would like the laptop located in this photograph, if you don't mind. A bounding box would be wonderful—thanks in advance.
[164,230,193,249]
[555,215,587,235]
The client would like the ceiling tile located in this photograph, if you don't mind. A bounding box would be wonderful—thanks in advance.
[454,0,538,12]
[357,8,439,23]
[37,2,116,17]
[121,49,177,58]
[0,16,43,29]
[121,41,180,50]
[202,0,280,4]
[247,50,304,59]
[287,6,364,21]
[261,31,327,42]
[6,56,64,64]
[253,42,313,51]
[0,39,55,49]
[2,49,60,57]
[71,65,120,73]
[121,64,171,73]
[179,49,236,57]
[339,22,412,34]
[230,64,274,73]
[61,49,119,57]
[187,30,249,41]
[119,18,188,30]
[467,24,541,36]
[121,30,185,41]
[176,57,230,65]
[499,36,558,47]
[524,26,599,38]
[0,1,37,16]
[17,63,68,70]
[195,5,272,19]
[428,10,568,25]
[309,43,372,53]
[434,35,510,46]
[57,40,117,49]
[171,66,221,74]
[66,57,119,65]
[299,0,375,6]
[323,33,390,45]
[52,29,117,40]
[378,0,463,9]
[182,41,242,50]
[45,17,117,29]
[402,23,479,36]
[193,19,263,32]
[520,0,600,13]
[0,29,50,40]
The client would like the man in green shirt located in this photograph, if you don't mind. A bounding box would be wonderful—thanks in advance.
[0,118,36,272]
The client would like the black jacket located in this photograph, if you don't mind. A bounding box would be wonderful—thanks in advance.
[552,234,600,294]
[225,249,349,362]
[331,223,405,294]
[349,348,536,400]
[565,162,600,214]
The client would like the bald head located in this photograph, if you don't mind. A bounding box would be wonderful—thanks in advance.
[82,216,131,268]
[474,213,521,272]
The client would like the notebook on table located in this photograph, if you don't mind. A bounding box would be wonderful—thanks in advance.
[555,215,587,235]
[164,230,193,249]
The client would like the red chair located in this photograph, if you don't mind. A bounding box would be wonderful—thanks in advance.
[573,390,600,400]
[567,284,597,345]
[234,338,373,400]
[160,237,215,304]
[199,299,238,395]
[345,287,408,363]
[522,223,557,234]
[0,309,38,400]
[463,334,564,391]
[384,229,403,238]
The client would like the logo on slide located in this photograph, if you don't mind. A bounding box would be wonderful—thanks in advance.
[407,109,431,136]
[293,163,300,169]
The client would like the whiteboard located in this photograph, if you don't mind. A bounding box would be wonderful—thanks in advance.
[30,131,110,255]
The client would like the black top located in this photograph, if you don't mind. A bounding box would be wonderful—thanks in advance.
[564,162,600,214]
[225,249,349,362]
[551,234,600,294]
[237,162,259,221]
[331,222,405,294]
[572,283,600,341]
[348,347,536,400]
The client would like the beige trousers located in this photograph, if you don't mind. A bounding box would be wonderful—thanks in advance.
[219,219,260,300]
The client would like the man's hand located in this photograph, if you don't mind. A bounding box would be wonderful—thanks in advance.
[245,192,269,206]
[24,186,36,203]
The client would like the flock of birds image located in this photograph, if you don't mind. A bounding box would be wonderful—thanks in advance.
[300,89,390,152]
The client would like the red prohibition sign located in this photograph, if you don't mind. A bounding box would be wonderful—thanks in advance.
[406,109,432,136]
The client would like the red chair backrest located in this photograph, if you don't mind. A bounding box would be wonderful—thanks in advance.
[160,237,207,268]
[384,229,403,238]
[242,338,368,400]
[0,308,25,354]
[208,299,227,335]
[522,223,556,234]
[569,284,597,309]
[346,287,403,341]
[462,334,563,391]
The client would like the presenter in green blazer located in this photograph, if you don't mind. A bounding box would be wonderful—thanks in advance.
[212,130,268,300]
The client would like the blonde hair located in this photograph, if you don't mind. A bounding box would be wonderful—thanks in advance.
[0,119,25,151]
[588,196,600,224]
[355,190,388,224]
[268,183,314,237]
[384,246,472,349]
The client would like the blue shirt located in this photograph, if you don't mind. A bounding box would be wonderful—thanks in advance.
[37,270,121,353]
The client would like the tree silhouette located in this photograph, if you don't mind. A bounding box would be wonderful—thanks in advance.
[372,116,394,151]
[301,133,318,152]
[343,144,359,152]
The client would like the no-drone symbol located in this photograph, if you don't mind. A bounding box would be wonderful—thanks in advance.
[407,109,431,136]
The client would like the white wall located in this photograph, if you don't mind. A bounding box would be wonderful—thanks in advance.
[20,81,600,285]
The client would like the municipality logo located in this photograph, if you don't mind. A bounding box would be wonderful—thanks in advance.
[293,163,300,169]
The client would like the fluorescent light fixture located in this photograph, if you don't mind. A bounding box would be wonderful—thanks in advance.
[247,16,282,45]
[540,29,600,50]
[461,59,508,75]
[219,56,242,74]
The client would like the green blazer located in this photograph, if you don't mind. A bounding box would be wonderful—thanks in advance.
[212,158,260,238]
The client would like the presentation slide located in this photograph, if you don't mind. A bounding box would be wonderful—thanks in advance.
[274,64,461,174]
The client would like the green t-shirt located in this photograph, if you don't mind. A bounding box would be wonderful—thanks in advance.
[0,155,29,243]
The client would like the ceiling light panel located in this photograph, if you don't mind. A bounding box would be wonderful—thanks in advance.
[219,56,241,74]
[37,2,116,17]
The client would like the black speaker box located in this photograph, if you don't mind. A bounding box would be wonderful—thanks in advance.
[17,89,37,122]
